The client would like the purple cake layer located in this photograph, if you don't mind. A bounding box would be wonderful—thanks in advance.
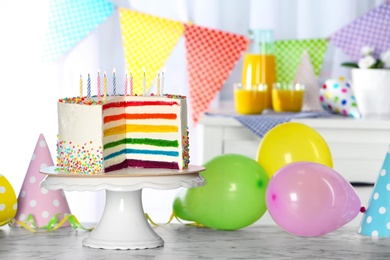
[104,159,180,173]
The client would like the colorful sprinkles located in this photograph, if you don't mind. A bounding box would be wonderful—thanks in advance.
[57,135,103,174]
[59,96,106,105]
[182,127,190,169]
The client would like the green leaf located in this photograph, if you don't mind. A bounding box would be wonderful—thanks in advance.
[372,60,384,69]
[341,62,359,68]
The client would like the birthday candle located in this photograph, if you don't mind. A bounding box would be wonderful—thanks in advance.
[87,73,91,99]
[161,71,164,95]
[129,72,133,96]
[103,71,107,99]
[142,67,146,96]
[113,68,116,96]
[157,72,161,96]
[79,74,83,98]
[124,73,128,96]
[97,70,101,98]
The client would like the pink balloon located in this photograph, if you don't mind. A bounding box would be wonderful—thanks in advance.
[266,162,361,237]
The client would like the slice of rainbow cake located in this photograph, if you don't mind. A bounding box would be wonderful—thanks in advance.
[102,95,189,172]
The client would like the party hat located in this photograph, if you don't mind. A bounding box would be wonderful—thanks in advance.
[358,145,390,237]
[293,51,323,112]
[14,134,71,227]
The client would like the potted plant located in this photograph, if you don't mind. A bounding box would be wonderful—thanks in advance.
[342,46,390,116]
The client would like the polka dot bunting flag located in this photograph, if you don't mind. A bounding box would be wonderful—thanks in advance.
[274,38,328,84]
[119,8,185,95]
[184,24,248,124]
[329,1,390,61]
[43,0,115,61]
[14,134,71,228]
[359,146,390,237]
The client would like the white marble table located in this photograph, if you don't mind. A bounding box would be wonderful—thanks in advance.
[1,224,390,259]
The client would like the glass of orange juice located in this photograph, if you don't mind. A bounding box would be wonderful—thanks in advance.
[234,83,268,115]
[272,83,305,112]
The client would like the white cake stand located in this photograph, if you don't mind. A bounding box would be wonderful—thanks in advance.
[40,165,205,250]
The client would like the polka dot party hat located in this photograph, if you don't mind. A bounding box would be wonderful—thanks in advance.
[14,134,71,227]
[358,146,390,237]
[319,77,361,118]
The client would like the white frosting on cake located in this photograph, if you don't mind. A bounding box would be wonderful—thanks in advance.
[57,97,104,174]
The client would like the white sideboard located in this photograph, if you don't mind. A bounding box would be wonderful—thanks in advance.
[199,111,390,184]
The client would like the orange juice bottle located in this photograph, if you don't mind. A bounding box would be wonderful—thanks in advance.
[241,29,276,109]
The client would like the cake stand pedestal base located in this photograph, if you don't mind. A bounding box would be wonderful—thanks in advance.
[40,165,204,250]
[83,190,163,250]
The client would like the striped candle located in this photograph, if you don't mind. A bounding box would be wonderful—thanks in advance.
[87,73,91,99]
[104,71,107,99]
[124,73,128,96]
[97,70,101,97]
[129,72,133,96]
[113,68,116,95]
[161,71,164,95]
[142,67,146,96]
[79,74,83,98]
[157,72,161,96]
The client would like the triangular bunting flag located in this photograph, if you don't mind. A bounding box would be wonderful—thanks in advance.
[43,0,115,61]
[293,51,323,111]
[329,1,390,61]
[119,8,185,95]
[359,145,390,237]
[14,134,71,227]
[184,24,247,123]
[274,39,328,84]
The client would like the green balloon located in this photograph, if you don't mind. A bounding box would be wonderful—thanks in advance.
[172,188,194,221]
[182,154,269,230]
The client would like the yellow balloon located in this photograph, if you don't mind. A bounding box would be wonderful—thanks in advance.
[257,122,333,178]
[0,174,18,226]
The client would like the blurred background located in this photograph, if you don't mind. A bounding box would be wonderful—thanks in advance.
[0,0,385,223]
